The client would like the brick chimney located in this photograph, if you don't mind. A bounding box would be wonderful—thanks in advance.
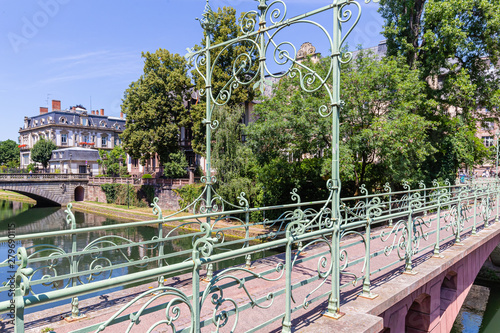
[120,112,123,119]
[52,100,61,111]
[100,108,104,116]
[40,107,48,114]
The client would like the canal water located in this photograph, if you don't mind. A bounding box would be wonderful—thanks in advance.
[0,199,273,317]
[451,281,500,333]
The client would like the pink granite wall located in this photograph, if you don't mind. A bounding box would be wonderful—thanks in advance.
[379,235,500,332]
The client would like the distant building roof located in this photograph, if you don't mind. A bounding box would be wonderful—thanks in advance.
[49,147,99,162]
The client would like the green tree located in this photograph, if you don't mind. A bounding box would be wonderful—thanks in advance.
[98,146,128,177]
[121,49,192,165]
[379,0,500,176]
[212,105,259,205]
[0,140,20,167]
[31,138,56,170]
[248,52,436,197]
[339,51,436,191]
[163,150,188,178]
[190,6,258,156]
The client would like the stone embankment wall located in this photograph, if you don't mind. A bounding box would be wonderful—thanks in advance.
[86,184,181,211]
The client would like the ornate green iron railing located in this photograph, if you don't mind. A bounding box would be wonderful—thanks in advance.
[2,0,500,332]
[1,179,500,332]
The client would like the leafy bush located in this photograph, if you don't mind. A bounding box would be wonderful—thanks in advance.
[27,163,37,173]
[142,174,153,179]
[174,184,204,210]
[101,183,150,207]
[163,151,188,178]
[140,185,156,204]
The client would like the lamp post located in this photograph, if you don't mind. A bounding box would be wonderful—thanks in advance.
[127,179,130,209]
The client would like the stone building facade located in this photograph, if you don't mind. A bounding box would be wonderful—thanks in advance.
[18,99,126,170]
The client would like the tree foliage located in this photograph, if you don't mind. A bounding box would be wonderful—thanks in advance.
[121,49,191,165]
[163,150,188,178]
[31,138,56,169]
[248,53,435,196]
[379,0,499,175]
[98,146,128,177]
[190,7,258,156]
[212,105,259,205]
[0,140,20,167]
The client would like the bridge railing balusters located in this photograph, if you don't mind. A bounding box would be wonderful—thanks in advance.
[2,180,500,331]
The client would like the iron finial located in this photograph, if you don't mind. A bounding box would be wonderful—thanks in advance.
[255,0,268,10]
[196,0,217,33]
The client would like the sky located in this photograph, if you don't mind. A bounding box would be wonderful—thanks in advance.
[0,0,385,142]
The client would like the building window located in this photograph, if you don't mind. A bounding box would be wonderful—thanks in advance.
[22,154,29,165]
[101,136,108,147]
[83,135,90,143]
[81,118,88,126]
[99,120,107,127]
[59,117,67,124]
[483,121,494,130]
[61,134,67,144]
[483,136,494,147]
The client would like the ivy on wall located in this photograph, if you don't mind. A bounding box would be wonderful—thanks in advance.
[100,183,156,207]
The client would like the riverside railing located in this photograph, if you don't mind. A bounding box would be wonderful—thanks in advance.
[0,173,89,181]
[1,179,499,332]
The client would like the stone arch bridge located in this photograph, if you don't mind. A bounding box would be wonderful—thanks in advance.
[0,174,88,206]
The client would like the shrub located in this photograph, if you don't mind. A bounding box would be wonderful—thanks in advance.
[174,183,204,210]
[101,184,120,203]
[140,185,156,204]
[142,174,152,179]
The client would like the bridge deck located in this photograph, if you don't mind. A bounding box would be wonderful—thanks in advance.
[18,211,500,333]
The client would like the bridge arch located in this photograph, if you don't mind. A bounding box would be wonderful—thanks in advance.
[74,186,85,202]
[405,293,431,332]
[0,188,63,206]
[440,271,458,316]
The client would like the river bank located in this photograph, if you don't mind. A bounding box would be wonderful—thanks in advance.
[0,190,36,205]
[0,190,268,239]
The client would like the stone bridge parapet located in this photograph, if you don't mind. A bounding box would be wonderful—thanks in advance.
[0,173,89,206]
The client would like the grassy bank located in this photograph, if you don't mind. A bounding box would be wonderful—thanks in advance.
[0,190,36,204]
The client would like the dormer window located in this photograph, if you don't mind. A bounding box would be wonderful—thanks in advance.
[59,116,67,124]
[81,118,88,126]
[99,120,107,127]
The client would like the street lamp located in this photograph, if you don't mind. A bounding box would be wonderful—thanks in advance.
[127,179,130,209]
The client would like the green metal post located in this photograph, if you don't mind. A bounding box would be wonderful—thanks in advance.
[405,209,414,273]
[496,132,499,223]
[360,217,377,298]
[283,233,293,332]
[192,251,201,332]
[472,189,478,235]
[325,0,343,319]
[455,195,462,244]
[434,196,442,256]
[157,209,164,288]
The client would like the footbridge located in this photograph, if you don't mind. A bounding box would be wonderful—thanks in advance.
[0,174,89,206]
[2,180,500,332]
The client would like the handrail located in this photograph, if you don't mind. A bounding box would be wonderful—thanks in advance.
[2,179,499,332]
